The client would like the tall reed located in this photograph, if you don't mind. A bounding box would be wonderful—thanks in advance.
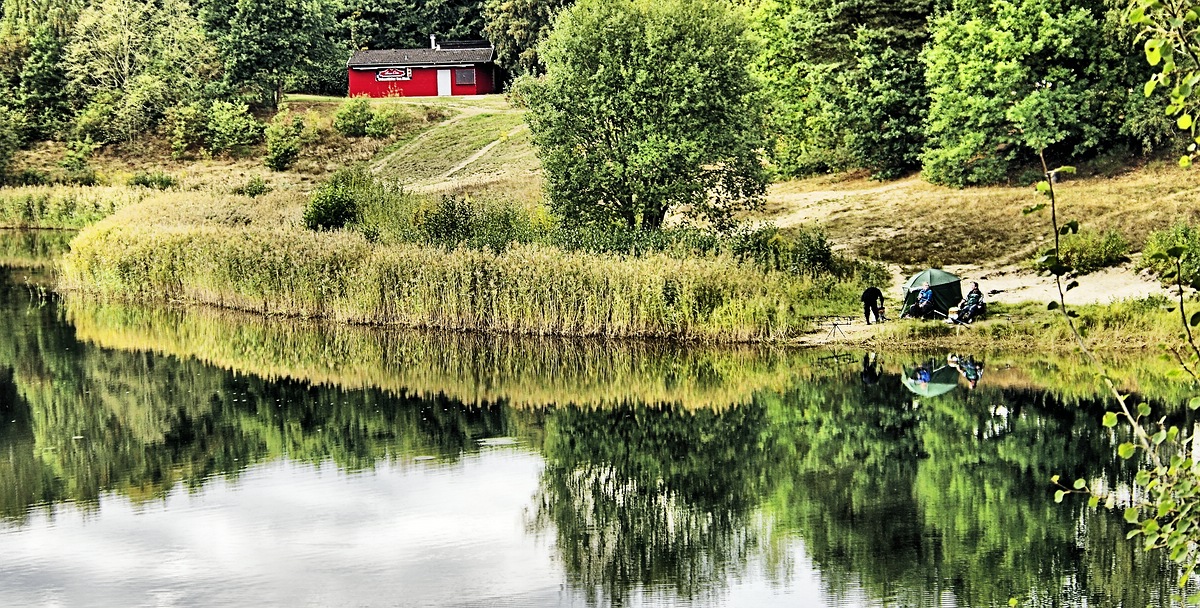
[61,221,846,341]
[0,185,142,229]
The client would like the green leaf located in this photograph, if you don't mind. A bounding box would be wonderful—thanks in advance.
[1088,495,1100,508]
[1188,396,1200,410]
[1125,506,1141,523]
[1008,599,1018,608]
[1035,181,1050,193]
[1073,478,1087,489]
[1146,78,1159,97]
[1054,490,1065,503]
[1050,474,1060,484]
[1181,155,1193,168]
[1103,411,1118,427]
[1154,429,1168,444]
[1119,442,1137,459]
[1139,403,1152,417]
[1105,495,1115,509]
[1180,114,1194,130]
[1056,166,1077,175]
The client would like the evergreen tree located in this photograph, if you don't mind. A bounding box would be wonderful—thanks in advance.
[482,0,573,75]
[752,0,933,179]
[17,24,68,138]
[339,0,486,51]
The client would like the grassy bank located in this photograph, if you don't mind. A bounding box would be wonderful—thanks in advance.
[871,297,1185,351]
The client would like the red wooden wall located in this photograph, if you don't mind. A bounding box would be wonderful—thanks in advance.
[348,65,496,97]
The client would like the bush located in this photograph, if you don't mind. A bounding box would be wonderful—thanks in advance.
[72,94,119,143]
[167,102,208,159]
[9,169,49,186]
[304,170,360,230]
[207,101,263,155]
[334,98,373,137]
[264,112,306,171]
[1037,228,1129,275]
[128,171,178,190]
[234,176,271,198]
[58,138,97,186]
[365,106,409,138]
[1139,223,1200,286]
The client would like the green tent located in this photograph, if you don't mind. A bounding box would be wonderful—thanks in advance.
[899,268,962,318]
[901,364,959,398]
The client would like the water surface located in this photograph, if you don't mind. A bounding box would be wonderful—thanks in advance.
[0,231,1188,607]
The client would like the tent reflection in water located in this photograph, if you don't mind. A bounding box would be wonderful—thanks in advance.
[902,364,960,397]
[899,268,962,318]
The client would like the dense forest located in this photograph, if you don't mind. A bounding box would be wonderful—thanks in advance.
[0,0,1182,187]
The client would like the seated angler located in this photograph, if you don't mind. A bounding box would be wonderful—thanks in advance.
[958,282,985,323]
[907,282,935,319]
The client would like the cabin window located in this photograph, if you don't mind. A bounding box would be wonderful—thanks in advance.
[455,68,476,86]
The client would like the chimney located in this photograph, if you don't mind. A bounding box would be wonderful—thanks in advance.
[430,34,437,50]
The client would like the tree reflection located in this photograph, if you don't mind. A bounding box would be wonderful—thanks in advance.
[532,403,775,604]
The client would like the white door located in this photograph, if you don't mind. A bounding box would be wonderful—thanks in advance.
[437,69,452,96]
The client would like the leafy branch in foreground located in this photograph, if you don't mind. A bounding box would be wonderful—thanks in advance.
[1032,149,1200,600]
[1036,4,1200,602]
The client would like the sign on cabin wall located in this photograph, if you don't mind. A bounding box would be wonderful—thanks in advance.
[376,68,412,81]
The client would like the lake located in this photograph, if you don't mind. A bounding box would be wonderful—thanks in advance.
[0,230,1189,607]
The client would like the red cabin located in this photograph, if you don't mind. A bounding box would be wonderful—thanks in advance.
[347,37,496,98]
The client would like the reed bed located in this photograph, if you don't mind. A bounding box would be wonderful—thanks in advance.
[61,220,848,341]
[0,185,143,229]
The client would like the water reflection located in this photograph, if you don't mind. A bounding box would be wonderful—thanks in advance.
[0,230,1193,606]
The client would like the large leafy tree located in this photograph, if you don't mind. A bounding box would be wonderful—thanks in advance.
[920,0,1135,186]
[482,0,572,75]
[199,0,339,108]
[65,0,218,142]
[751,0,933,179]
[524,0,767,231]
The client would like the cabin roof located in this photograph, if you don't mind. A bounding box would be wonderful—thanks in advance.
[347,46,494,69]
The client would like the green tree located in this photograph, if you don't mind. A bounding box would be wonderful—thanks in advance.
[482,0,573,75]
[199,0,338,108]
[921,0,1131,186]
[524,0,766,230]
[64,0,218,143]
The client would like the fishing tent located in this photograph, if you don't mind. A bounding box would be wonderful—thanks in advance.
[901,364,960,398]
[899,268,962,318]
